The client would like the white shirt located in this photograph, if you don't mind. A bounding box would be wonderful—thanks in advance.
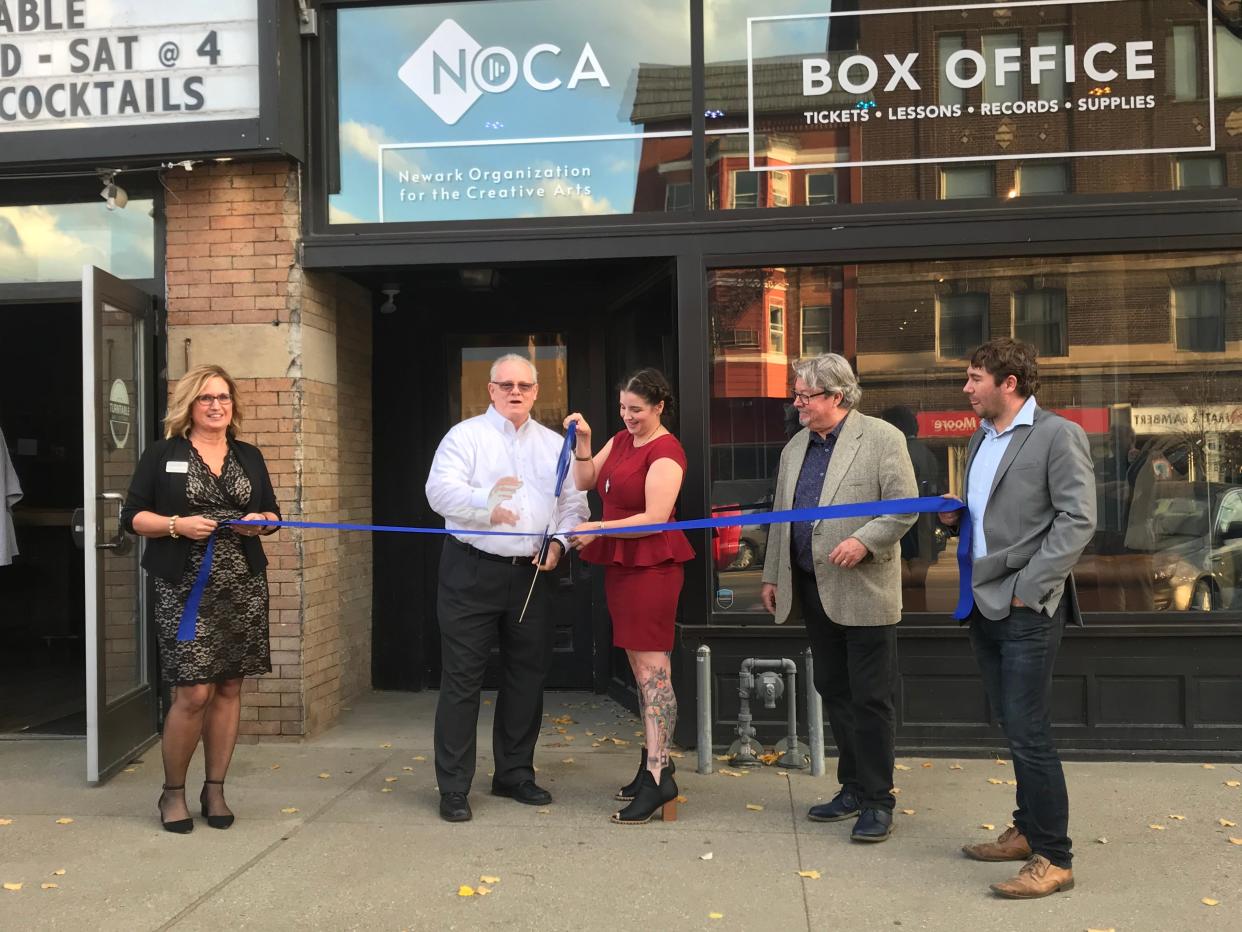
[426,405,590,557]
[967,395,1037,560]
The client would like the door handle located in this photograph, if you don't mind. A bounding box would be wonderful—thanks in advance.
[96,491,129,551]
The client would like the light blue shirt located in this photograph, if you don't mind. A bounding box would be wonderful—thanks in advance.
[967,395,1037,560]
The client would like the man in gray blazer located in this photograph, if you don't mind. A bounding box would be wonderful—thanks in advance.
[941,338,1095,899]
[761,354,916,843]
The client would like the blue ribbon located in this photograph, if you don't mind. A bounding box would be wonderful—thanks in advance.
[176,495,972,640]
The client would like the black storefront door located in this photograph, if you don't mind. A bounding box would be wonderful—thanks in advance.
[370,258,677,693]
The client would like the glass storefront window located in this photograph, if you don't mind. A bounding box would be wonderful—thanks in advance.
[330,0,691,224]
[701,0,1237,212]
[708,250,1242,620]
[0,201,154,283]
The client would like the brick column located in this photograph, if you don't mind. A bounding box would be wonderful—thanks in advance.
[163,160,372,740]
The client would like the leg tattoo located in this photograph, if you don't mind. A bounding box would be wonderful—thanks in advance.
[639,657,677,773]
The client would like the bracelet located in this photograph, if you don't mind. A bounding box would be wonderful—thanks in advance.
[168,515,180,539]
[573,454,592,461]
[598,521,605,531]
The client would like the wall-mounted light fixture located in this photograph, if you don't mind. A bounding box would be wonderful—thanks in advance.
[379,283,401,314]
[100,171,128,210]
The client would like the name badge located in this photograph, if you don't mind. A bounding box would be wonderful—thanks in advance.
[165,461,189,474]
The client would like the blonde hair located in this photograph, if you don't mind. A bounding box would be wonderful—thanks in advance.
[164,364,243,439]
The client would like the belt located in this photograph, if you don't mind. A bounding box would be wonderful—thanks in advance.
[451,536,535,566]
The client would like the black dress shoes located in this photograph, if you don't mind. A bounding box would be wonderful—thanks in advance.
[491,780,552,806]
[807,787,861,823]
[439,792,472,822]
[851,807,893,842]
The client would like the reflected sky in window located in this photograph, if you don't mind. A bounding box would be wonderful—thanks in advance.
[331,0,690,224]
[0,201,154,284]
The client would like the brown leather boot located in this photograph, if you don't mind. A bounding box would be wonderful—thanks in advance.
[989,855,1075,899]
[961,825,1032,861]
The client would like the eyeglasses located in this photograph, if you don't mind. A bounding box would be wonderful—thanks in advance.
[195,393,233,407]
[490,381,537,394]
[791,390,828,405]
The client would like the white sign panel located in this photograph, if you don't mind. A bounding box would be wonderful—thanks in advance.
[1131,406,1242,435]
[0,0,260,133]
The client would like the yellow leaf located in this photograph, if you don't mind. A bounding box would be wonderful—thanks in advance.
[1226,781,1241,788]
[1229,838,1242,846]
[949,764,963,770]
[381,743,392,749]
[987,778,1005,785]
[554,727,567,735]
[52,870,65,876]
[715,755,731,762]
[381,788,393,793]
[669,751,684,758]
[1096,837,1108,844]
[708,913,724,920]
[1219,818,1237,827]
[585,731,595,736]
[921,762,934,769]
[413,756,427,762]
[458,885,475,897]
[476,886,492,896]
[894,764,911,771]
[745,804,764,811]
[1148,824,1165,831]
[1201,898,1219,907]
[1169,814,1186,820]
[281,807,299,814]
[318,773,331,779]
[1202,763,1216,769]
[892,787,901,795]
[551,715,575,725]
[634,731,644,737]
[995,758,1007,766]
[385,776,398,783]
[1086,928,1116,932]
[41,883,57,890]
[0,819,11,826]
[901,809,916,815]
[3,883,21,892]
[981,823,995,831]
[611,738,630,746]
[54,818,73,825]
[796,870,821,879]
[777,771,790,778]
[537,808,550,815]
[562,758,575,764]
[480,876,500,884]
[676,795,688,804]
[1005,780,1018,786]
[403,766,414,772]
[719,769,744,777]
[123,767,137,774]
[271,764,281,770]
[758,753,780,765]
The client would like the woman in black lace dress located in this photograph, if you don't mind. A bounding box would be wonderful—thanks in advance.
[122,364,280,833]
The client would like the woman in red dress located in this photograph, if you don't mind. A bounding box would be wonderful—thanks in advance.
[565,368,694,825]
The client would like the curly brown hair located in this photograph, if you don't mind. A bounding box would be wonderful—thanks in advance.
[969,338,1040,398]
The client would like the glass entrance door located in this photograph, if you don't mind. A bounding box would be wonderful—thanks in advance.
[82,266,158,783]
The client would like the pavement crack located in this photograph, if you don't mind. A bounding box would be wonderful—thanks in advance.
[787,774,813,932]
[156,755,392,931]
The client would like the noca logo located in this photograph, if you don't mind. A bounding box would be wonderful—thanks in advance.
[398,19,610,125]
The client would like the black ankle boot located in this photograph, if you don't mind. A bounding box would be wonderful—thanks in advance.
[616,749,676,801]
[199,779,235,830]
[158,784,193,834]
[611,769,678,824]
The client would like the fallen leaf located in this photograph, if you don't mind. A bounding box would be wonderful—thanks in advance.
[1085,928,1116,932]
[1169,814,1186,820]
[281,807,300,814]
[537,809,550,815]
[676,795,688,804]
[0,819,11,826]
[949,764,963,770]
[708,913,724,920]
[715,755,731,762]
[1229,838,1242,846]
[3,883,21,892]
[891,787,901,795]
[41,883,57,890]
[1005,780,1018,786]
[987,778,1005,785]
[894,764,911,771]
[669,751,684,759]
[1203,764,1216,769]
[1149,824,1166,831]
[921,762,934,769]
[54,818,73,825]
[1096,837,1108,844]
[380,743,392,749]
[699,852,713,861]
[271,764,281,770]
[634,731,644,737]
[981,823,995,831]
[610,737,629,746]
[318,773,331,779]
[562,758,575,764]
[995,758,1007,766]
[551,715,575,725]
[745,804,764,811]
[458,885,475,897]
[585,731,595,736]
[564,736,574,743]
[1226,781,1241,788]
[413,756,427,762]
[384,776,398,783]
[52,870,65,876]
[591,742,602,748]
[123,767,137,774]
[476,886,492,896]
[901,809,916,815]
[758,752,780,765]
[1201,898,1219,907]
[554,727,567,735]
[796,870,821,879]
[403,766,414,772]
[381,788,393,794]
[1219,818,1237,827]
[480,875,500,884]
[777,771,790,778]
[718,769,745,777]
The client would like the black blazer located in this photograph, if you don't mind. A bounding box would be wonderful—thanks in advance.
[121,436,280,582]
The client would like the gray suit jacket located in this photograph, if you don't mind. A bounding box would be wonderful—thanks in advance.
[762,411,917,626]
[963,405,1096,624]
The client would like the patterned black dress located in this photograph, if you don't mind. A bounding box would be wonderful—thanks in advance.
[154,444,272,685]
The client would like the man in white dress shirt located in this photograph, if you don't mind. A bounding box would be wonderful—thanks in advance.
[425,354,589,822]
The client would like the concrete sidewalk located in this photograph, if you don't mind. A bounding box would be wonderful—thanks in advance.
[1,691,1239,932]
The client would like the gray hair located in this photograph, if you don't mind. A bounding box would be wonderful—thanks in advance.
[489,353,538,383]
[792,353,861,408]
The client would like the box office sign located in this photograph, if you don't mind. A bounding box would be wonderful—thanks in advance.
[0,0,259,134]
[330,0,691,224]
[745,0,1218,172]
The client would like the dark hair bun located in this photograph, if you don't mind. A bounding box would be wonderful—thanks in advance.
[620,368,677,424]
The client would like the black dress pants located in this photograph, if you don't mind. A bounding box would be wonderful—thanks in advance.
[796,566,897,812]
[434,537,553,795]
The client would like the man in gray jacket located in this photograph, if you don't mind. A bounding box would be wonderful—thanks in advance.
[940,338,1095,899]
[761,354,916,843]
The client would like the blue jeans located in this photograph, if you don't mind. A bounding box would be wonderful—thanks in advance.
[968,600,1072,868]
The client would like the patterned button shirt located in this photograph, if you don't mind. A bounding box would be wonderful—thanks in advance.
[792,416,847,574]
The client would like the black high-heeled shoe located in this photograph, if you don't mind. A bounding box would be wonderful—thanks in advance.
[199,779,235,830]
[611,769,678,825]
[158,784,194,834]
[616,748,676,801]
